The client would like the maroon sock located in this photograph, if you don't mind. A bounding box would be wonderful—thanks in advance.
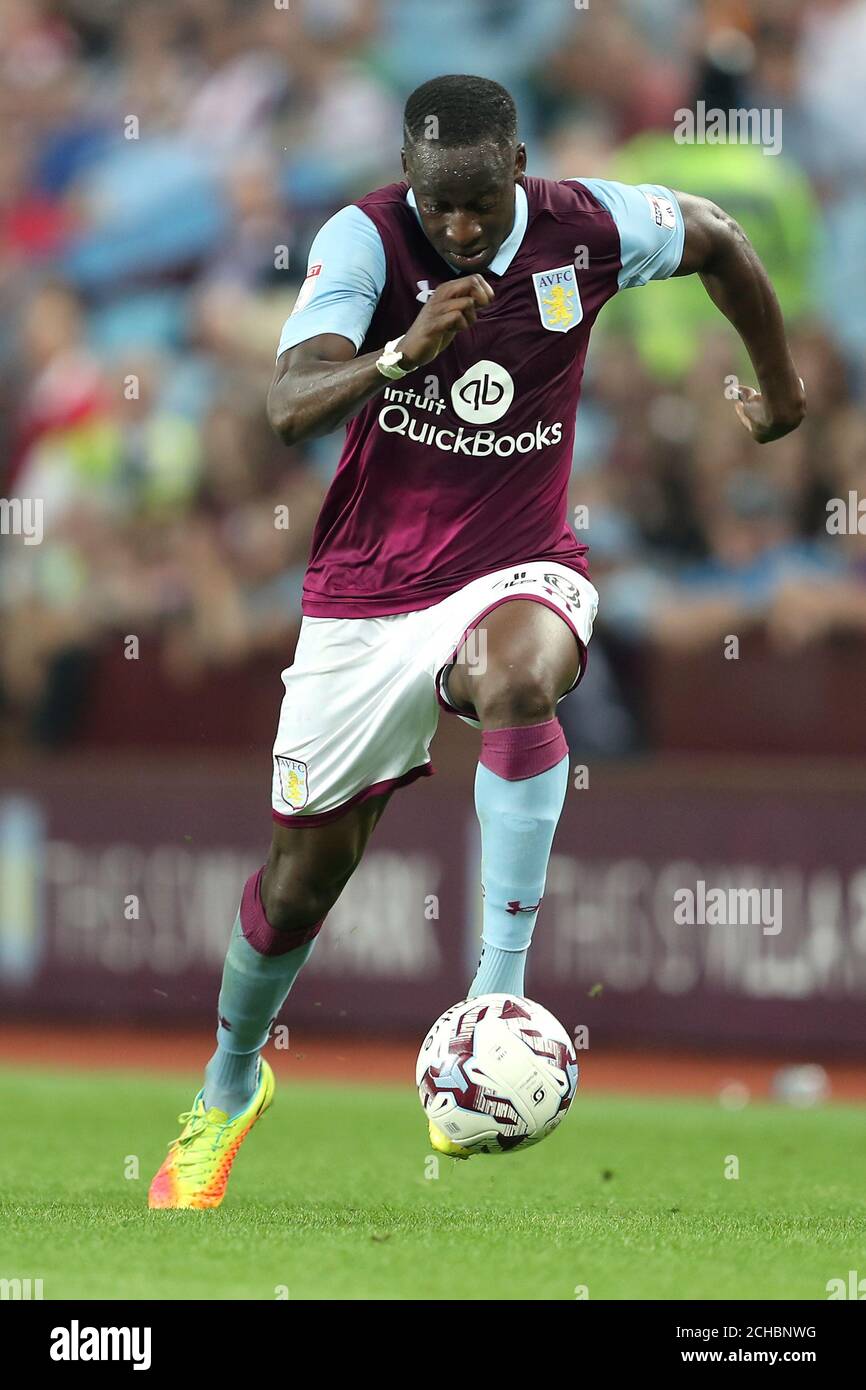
[479,718,568,781]
[240,865,324,956]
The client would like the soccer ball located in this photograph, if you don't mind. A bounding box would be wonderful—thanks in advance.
[417,993,578,1155]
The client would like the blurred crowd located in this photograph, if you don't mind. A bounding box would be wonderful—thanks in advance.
[1,0,865,751]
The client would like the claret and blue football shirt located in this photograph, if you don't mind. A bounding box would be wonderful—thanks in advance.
[277,176,685,617]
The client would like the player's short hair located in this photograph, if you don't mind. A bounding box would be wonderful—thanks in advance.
[403,75,517,154]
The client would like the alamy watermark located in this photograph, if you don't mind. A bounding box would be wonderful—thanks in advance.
[0,497,43,545]
[674,102,782,157]
[674,881,782,935]
[50,1321,151,1370]
[1,1277,44,1299]
[826,492,866,535]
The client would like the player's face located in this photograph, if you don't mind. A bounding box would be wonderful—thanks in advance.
[403,143,526,274]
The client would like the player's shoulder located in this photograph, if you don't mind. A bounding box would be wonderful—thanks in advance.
[307,200,388,277]
[563,176,680,234]
[521,175,626,264]
[523,173,617,220]
[311,182,415,245]
[543,177,684,288]
[348,180,415,248]
[314,201,382,242]
[355,179,411,212]
[526,173,678,228]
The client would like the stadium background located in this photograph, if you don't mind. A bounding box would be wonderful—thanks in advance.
[2,0,866,1108]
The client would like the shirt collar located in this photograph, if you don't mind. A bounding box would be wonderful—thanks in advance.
[406,182,528,277]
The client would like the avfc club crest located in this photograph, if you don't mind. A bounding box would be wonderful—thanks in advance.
[532,264,583,333]
[276,756,309,810]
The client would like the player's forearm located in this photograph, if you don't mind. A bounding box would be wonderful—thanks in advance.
[702,246,802,424]
[674,194,805,434]
[695,210,804,428]
[267,351,390,446]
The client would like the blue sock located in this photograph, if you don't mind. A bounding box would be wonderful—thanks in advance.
[470,942,528,997]
[203,913,315,1116]
[468,752,569,999]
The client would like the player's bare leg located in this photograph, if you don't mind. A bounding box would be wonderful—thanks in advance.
[446,599,578,1000]
[204,793,393,1114]
[148,795,390,1208]
[259,795,391,935]
[447,600,579,729]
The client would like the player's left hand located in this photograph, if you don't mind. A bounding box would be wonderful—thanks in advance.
[734,380,805,444]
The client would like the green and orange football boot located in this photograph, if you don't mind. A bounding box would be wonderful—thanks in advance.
[148,1058,274,1209]
[427,1119,471,1159]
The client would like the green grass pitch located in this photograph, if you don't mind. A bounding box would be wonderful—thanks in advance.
[1,1065,863,1301]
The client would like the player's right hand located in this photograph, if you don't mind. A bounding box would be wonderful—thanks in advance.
[399,276,494,369]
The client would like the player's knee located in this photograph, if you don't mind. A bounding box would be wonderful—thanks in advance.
[261,854,351,936]
[473,664,559,727]
[261,882,329,936]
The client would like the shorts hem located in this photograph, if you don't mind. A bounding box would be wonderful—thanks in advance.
[272,761,434,827]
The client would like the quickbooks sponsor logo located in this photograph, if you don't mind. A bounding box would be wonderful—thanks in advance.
[451,361,514,423]
[50,1321,152,1371]
[378,403,563,457]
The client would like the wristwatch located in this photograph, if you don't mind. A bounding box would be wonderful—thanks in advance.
[376,336,412,380]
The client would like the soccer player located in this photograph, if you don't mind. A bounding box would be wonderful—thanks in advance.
[149,75,805,1206]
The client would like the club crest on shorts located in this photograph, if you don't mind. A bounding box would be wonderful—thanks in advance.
[276,756,309,810]
[544,571,581,605]
[532,265,582,333]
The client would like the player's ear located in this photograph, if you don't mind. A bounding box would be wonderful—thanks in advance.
[514,143,527,179]
[401,148,409,177]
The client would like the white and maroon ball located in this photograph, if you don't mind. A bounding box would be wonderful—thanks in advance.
[416,994,578,1155]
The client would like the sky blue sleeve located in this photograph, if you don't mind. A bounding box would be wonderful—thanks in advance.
[276,205,386,357]
[576,179,685,289]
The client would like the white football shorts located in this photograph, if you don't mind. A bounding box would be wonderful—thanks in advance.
[271,560,598,825]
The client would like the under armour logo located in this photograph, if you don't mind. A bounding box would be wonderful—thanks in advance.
[506,899,542,915]
[416,279,435,303]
